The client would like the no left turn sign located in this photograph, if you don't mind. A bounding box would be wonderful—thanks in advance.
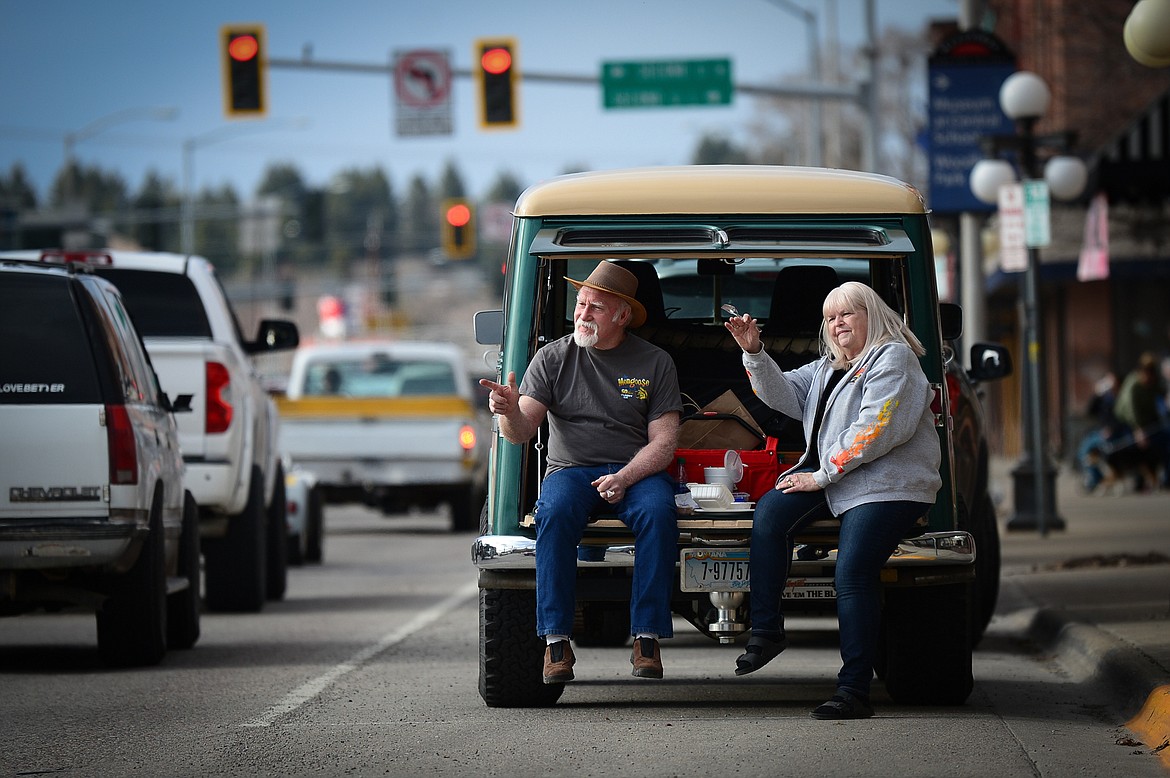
[394,49,453,136]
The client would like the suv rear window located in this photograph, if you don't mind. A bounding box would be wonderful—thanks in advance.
[96,269,212,338]
[0,273,102,404]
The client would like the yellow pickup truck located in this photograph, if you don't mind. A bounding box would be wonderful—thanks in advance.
[275,340,489,532]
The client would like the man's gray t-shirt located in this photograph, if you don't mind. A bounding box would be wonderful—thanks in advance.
[519,333,682,474]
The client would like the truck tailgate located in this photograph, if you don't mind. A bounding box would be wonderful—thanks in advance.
[142,338,217,459]
[0,406,108,519]
[277,396,475,460]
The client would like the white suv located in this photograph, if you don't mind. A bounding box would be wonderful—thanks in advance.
[0,258,199,666]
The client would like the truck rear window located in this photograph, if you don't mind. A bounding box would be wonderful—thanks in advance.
[303,358,458,397]
[95,269,213,338]
[0,274,103,404]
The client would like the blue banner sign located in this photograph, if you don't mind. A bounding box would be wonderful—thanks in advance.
[927,31,1016,214]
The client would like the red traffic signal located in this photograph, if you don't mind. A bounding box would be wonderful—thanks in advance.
[221,24,268,118]
[441,199,475,260]
[474,38,518,129]
[446,202,472,228]
[481,47,512,75]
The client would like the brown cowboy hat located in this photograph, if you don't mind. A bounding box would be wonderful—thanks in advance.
[566,261,647,328]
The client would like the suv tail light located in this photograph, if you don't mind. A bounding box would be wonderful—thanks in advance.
[206,361,234,433]
[106,405,138,485]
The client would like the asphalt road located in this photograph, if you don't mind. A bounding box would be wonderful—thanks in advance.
[0,505,1162,778]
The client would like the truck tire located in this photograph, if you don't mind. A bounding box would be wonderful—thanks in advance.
[166,490,202,650]
[480,588,564,707]
[266,462,289,601]
[968,490,1000,647]
[881,582,974,705]
[304,485,324,564]
[204,466,267,613]
[449,487,480,533]
[97,492,167,667]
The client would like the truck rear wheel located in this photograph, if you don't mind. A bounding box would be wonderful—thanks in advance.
[304,484,325,564]
[480,588,564,707]
[968,490,1000,646]
[266,462,288,601]
[449,487,481,533]
[97,493,167,667]
[880,582,974,705]
[166,490,202,650]
[204,466,267,613]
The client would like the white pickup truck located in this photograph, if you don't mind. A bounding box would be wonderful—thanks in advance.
[275,340,489,532]
[2,250,300,613]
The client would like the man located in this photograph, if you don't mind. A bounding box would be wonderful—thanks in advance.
[479,261,682,683]
[1113,352,1169,491]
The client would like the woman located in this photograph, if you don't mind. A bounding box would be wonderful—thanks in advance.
[724,281,941,720]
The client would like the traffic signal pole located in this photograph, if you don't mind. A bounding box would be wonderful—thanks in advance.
[265,55,864,105]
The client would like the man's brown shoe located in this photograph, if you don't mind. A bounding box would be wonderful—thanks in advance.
[543,640,575,684]
[630,637,663,679]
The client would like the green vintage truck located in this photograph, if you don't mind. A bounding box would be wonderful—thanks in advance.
[472,166,1010,708]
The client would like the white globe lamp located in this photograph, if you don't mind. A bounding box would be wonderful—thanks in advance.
[999,71,1051,120]
[969,159,1017,205]
[1044,156,1088,201]
[1125,0,1170,67]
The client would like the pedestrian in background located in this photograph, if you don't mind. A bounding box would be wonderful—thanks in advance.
[1113,352,1168,491]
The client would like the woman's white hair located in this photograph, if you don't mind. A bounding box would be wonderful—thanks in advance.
[819,281,925,366]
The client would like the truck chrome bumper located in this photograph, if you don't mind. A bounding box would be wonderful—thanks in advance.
[0,522,142,570]
[472,530,975,571]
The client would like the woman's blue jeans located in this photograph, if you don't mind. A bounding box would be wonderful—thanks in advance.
[749,474,928,697]
[533,466,678,639]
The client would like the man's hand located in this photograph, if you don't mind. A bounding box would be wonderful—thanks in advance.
[478,372,545,445]
[480,371,519,417]
[592,474,625,504]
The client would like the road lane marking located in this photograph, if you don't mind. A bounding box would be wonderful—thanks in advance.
[241,579,479,728]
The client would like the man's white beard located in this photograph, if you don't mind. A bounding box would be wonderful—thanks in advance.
[573,319,599,348]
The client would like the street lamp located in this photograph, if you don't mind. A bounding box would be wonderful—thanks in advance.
[181,118,310,254]
[62,106,179,203]
[764,0,824,166]
[969,71,1087,536]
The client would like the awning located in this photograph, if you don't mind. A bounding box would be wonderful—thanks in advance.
[986,255,1170,295]
[1090,86,1170,204]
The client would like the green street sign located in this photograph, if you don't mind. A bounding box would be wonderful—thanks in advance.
[602,58,732,108]
[1023,179,1051,248]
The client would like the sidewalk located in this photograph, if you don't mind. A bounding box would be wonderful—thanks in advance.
[990,456,1170,765]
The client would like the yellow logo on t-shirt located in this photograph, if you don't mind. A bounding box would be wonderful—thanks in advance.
[618,375,650,401]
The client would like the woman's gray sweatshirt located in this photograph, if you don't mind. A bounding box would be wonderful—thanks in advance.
[742,341,942,515]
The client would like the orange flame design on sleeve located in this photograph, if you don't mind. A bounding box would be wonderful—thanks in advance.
[829,398,898,473]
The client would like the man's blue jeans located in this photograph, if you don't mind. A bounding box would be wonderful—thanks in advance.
[533,466,678,639]
[748,474,927,697]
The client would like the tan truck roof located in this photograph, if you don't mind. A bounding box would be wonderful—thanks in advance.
[513,165,928,218]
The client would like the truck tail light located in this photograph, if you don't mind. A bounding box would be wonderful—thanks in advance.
[930,382,946,428]
[39,249,114,266]
[106,405,138,485]
[458,424,477,451]
[206,361,234,434]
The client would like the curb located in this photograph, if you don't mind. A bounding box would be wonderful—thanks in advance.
[1025,607,1170,765]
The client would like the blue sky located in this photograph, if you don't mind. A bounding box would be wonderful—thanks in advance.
[0,0,958,203]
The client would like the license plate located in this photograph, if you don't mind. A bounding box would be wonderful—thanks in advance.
[680,548,750,592]
[783,577,837,600]
[681,548,837,599]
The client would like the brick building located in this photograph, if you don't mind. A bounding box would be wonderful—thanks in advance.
[942,0,1170,461]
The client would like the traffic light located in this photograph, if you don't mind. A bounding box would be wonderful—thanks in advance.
[221,24,267,118]
[441,199,476,260]
[474,38,518,129]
